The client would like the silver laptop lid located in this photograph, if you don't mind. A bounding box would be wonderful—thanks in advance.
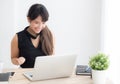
[31,54,77,81]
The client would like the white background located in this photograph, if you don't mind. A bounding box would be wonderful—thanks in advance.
[0,0,102,68]
[2,0,120,83]
[101,0,120,83]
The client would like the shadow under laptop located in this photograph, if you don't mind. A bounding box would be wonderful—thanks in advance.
[26,74,77,84]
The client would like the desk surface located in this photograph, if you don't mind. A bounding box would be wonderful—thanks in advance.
[3,68,113,84]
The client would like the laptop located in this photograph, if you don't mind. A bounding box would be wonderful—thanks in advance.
[23,54,77,81]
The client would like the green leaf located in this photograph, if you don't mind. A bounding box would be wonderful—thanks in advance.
[89,53,110,70]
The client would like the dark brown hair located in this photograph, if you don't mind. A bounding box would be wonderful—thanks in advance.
[27,3,49,21]
[27,4,54,55]
[40,26,54,55]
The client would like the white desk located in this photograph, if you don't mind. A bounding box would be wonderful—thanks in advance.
[3,68,113,84]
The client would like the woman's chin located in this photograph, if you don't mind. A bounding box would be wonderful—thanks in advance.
[35,30,41,34]
[34,29,42,33]
[35,32,40,34]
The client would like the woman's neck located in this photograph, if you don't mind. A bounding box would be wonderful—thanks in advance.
[27,27,38,37]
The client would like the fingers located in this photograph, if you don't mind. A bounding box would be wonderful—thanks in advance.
[17,57,26,65]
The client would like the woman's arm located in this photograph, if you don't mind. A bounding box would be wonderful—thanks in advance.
[11,34,25,65]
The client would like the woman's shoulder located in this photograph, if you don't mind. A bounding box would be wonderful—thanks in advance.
[11,27,28,46]
[16,29,25,35]
[11,34,18,45]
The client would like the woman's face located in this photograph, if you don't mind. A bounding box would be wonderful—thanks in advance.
[28,16,45,34]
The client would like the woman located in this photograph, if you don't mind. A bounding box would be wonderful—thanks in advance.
[11,3,54,68]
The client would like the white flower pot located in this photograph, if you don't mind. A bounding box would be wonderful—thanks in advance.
[92,69,106,84]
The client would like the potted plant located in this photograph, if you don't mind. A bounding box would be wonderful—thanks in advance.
[89,53,110,84]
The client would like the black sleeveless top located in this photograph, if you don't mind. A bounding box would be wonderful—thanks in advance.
[17,27,46,68]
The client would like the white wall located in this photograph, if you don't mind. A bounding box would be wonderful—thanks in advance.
[0,0,102,68]
[0,0,17,68]
[101,0,120,83]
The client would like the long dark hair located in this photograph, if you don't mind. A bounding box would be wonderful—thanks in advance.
[27,4,54,55]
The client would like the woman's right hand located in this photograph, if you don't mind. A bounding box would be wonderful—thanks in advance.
[17,57,26,65]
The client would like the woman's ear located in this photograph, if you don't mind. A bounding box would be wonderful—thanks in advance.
[27,17,31,23]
